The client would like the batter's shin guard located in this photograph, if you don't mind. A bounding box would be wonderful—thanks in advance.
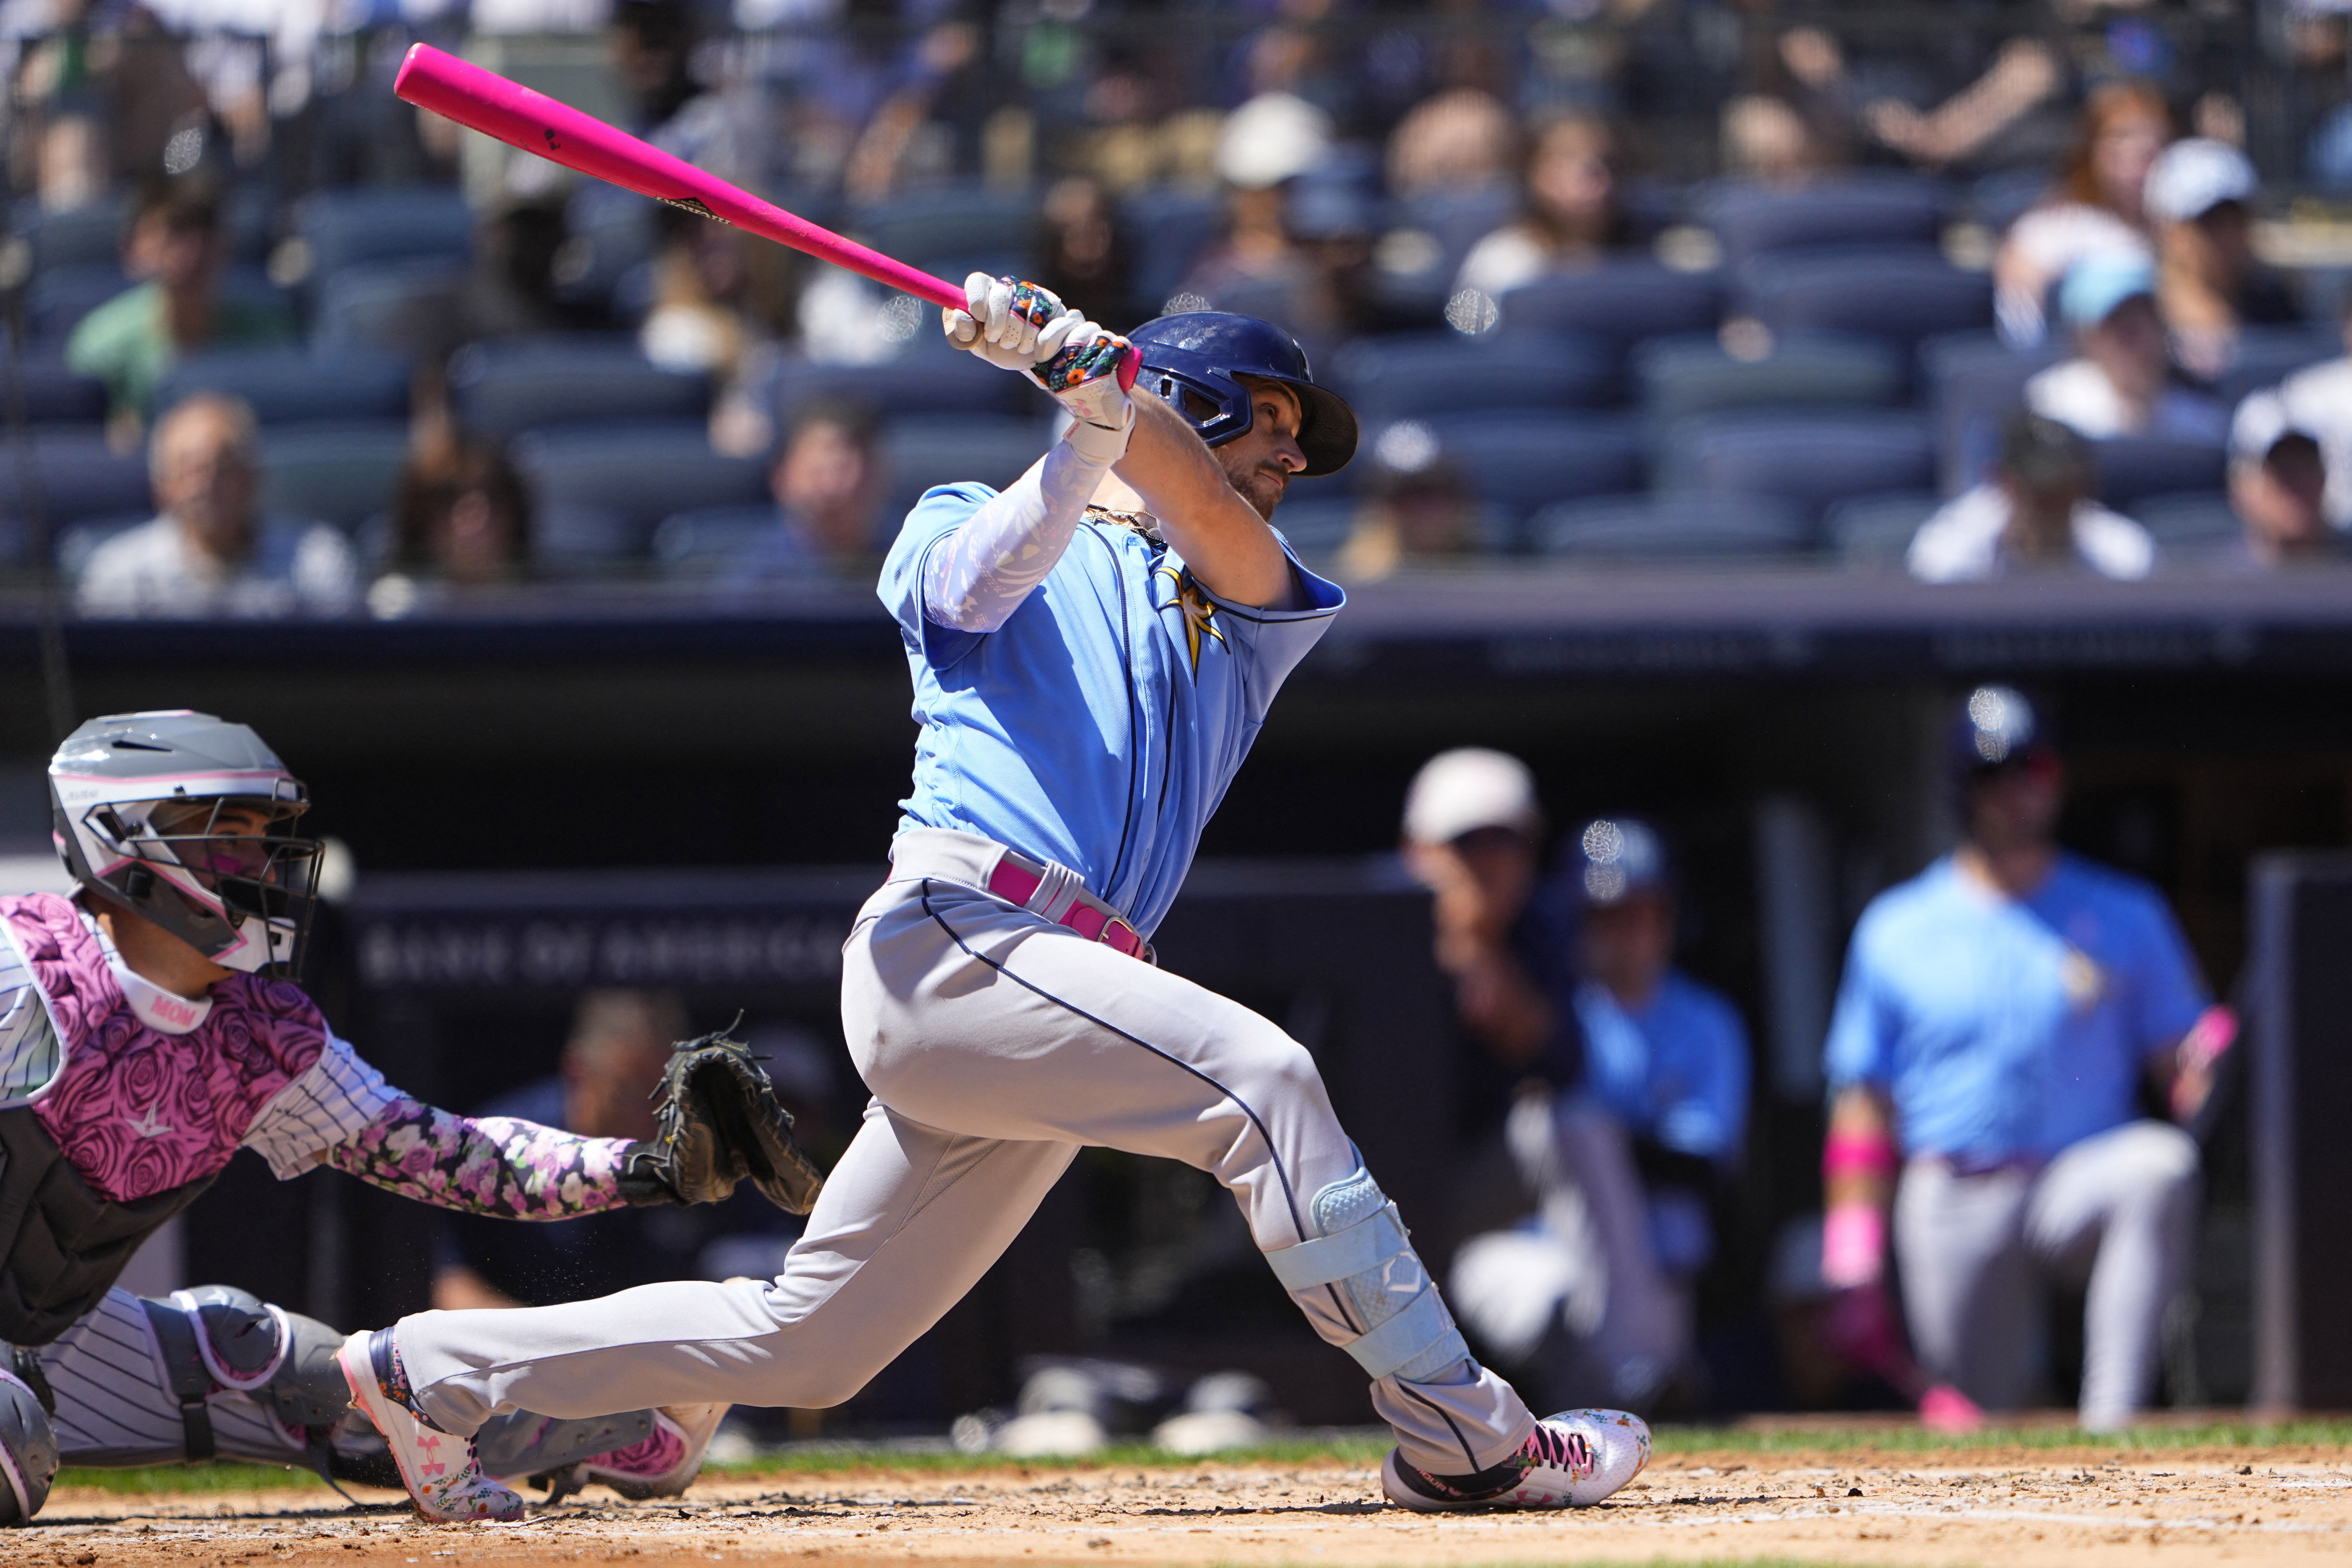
[1264,1165,1471,1386]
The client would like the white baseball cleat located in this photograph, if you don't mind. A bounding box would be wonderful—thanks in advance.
[335,1330,525,1523]
[1381,1408,1651,1510]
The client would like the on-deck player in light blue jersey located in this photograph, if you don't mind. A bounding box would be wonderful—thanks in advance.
[881,482,1343,938]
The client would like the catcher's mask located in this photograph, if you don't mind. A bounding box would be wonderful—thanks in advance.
[48,710,321,981]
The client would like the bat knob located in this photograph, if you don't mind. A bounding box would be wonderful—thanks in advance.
[1115,344,1140,395]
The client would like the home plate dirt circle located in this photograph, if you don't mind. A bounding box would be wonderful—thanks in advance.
[22,1446,2352,1567]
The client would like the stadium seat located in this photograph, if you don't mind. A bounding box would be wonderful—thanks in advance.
[2213,324,2344,408]
[1661,410,1936,526]
[651,503,780,578]
[2128,490,2241,554]
[1918,330,2066,492]
[297,186,474,285]
[1735,248,1992,352]
[311,258,468,358]
[8,195,123,275]
[1121,186,1225,318]
[1335,332,1615,420]
[1530,492,1812,559]
[1968,170,2049,236]
[1694,174,1952,266]
[512,423,768,571]
[0,431,151,543]
[770,343,1030,427]
[878,415,1055,530]
[156,347,409,426]
[1497,262,1723,352]
[2090,437,2228,510]
[258,422,412,531]
[1419,413,1645,533]
[851,183,1036,282]
[1823,491,1943,572]
[25,263,134,341]
[4,352,109,424]
[449,337,710,439]
[557,185,661,315]
[1633,333,1906,426]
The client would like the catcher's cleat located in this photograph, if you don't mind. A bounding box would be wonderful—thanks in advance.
[538,1403,729,1504]
[335,1331,524,1523]
[1381,1408,1651,1511]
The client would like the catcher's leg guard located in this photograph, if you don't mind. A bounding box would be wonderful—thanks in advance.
[1266,1164,1471,1384]
[0,1364,58,1525]
[139,1287,356,1466]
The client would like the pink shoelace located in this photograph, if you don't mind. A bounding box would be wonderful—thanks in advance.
[1520,1423,1594,1478]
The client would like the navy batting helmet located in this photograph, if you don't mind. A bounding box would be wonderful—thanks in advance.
[1128,312,1358,477]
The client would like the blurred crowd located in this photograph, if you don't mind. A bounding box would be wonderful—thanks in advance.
[4,0,2352,612]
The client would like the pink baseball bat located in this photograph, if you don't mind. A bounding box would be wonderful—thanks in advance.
[393,44,1136,389]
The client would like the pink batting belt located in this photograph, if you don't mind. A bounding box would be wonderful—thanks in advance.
[986,858,1147,959]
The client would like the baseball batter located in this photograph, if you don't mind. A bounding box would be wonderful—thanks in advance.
[0,710,762,1525]
[338,279,1652,1522]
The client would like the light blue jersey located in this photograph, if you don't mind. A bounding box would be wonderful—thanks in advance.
[1824,853,2207,1162]
[880,484,1344,938]
[1573,972,1750,1164]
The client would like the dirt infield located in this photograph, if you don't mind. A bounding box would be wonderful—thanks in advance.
[25,1436,2352,1568]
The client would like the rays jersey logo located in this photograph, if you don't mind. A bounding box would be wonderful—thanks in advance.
[1153,564,1226,676]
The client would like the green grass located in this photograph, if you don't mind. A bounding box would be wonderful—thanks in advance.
[55,1416,2352,1497]
[54,1462,329,1495]
[1647,1417,2352,1456]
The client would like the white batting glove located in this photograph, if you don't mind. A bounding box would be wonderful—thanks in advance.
[943,273,1071,372]
[1034,317,1134,464]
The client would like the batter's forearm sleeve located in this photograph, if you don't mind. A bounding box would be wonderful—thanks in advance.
[323,1096,635,1219]
[920,440,1109,633]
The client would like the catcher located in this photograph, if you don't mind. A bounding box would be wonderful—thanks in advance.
[0,709,821,1524]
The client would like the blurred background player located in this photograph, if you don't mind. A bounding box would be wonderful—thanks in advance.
[0,711,736,1525]
[1446,817,1747,1416]
[1819,686,2224,1432]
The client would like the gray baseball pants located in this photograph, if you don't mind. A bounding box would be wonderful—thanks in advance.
[398,830,1535,1477]
[1893,1119,2199,1431]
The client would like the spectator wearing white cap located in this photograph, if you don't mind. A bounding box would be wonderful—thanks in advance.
[2266,294,2352,531]
[2223,391,2341,569]
[2144,137,2303,379]
[1400,749,1579,1111]
[2025,254,2228,443]
[1909,410,2156,584]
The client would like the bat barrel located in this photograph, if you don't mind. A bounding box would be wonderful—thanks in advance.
[392,43,966,313]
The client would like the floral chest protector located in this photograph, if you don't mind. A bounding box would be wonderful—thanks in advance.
[1,892,326,1203]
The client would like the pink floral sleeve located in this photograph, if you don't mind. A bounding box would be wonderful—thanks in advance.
[324,1096,634,1219]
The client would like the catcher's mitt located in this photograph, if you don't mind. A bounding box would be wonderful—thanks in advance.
[618,1024,827,1214]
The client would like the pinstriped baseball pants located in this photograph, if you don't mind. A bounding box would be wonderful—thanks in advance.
[397,848,1535,1477]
